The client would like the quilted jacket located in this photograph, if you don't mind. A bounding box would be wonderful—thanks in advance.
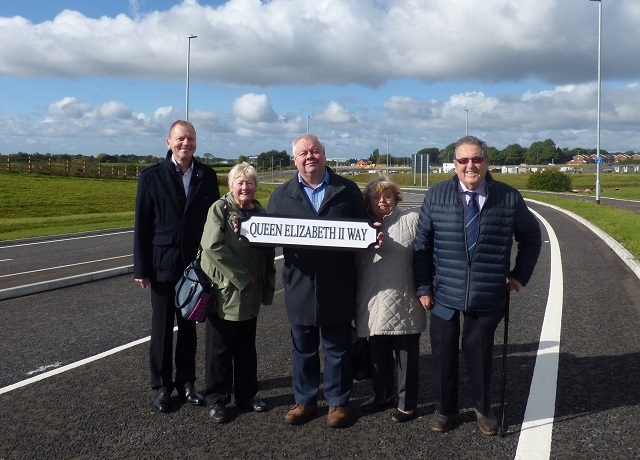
[413,173,541,313]
[355,207,426,338]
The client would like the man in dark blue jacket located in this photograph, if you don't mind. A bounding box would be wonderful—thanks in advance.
[267,134,370,428]
[413,136,541,435]
[134,120,220,412]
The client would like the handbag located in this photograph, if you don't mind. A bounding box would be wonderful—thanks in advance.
[175,251,213,323]
[351,326,372,381]
[175,199,227,322]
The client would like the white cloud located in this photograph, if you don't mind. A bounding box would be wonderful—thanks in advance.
[1,0,639,157]
[232,93,278,123]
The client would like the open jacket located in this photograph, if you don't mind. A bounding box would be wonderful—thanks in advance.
[413,172,541,313]
[133,151,220,283]
[267,167,370,327]
[199,192,276,322]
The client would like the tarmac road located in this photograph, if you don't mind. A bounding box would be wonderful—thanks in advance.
[0,197,639,459]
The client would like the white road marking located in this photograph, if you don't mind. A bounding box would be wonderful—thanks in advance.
[25,362,63,376]
[0,254,286,395]
[0,255,133,279]
[0,230,133,249]
[515,209,563,459]
[0,334,155,395]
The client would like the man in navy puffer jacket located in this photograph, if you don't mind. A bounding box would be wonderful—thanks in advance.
[413,136,541,435]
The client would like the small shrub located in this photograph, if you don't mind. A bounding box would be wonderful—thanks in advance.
[527,169,572,192]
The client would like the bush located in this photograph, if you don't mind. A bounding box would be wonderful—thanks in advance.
[527,169,572,192]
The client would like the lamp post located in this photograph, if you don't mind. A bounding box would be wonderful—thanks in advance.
[307,115,312,133]
[591,0,602,205]
[386,133,390,174]
[465,109,469,136]
[186,34,197,121]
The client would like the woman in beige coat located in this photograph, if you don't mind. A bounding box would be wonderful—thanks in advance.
[355,177,426,422]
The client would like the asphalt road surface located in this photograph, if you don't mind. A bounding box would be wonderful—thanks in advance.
[1,195,639,459]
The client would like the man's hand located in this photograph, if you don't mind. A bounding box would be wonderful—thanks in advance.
[507,277,522,292]
[135,277,150,289]
[419,295,433,310]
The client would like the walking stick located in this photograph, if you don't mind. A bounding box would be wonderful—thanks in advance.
[498,290,510,437]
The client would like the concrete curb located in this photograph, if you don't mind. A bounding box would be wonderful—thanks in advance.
[527,199,640,281]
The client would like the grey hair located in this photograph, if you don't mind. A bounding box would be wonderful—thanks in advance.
[228,162,259,188]
[292,134,325,157]
[454,136,488,160]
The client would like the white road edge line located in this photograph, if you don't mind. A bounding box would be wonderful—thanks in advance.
[0,255,285,394]
[0,332,157,395]
[0,255,133,279]
[0,230,134,249]
[515,209,563,460]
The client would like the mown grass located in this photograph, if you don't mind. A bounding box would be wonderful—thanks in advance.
[522,193,640,257]
[2,170,640,262]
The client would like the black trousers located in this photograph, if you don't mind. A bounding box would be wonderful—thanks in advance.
[369,333,420,412]
[149,280,198,392]
[204,311,258,407]
[430,311,498,415]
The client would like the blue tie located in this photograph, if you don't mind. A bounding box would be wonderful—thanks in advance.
[465,191,479,257]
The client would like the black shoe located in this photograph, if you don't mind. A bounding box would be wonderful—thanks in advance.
[236,398,268,412]
[391,408,416,423]
[177,382,205,406]
[152,388,171,412]
[208,404,228,424]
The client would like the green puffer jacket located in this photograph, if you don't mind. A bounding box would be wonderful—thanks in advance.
[199,192,276,321]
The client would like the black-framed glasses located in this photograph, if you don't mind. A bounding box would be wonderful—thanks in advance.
[455,157,485,165]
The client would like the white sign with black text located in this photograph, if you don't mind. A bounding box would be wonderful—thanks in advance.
[239,214,377,249]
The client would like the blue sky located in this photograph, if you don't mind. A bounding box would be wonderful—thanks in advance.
[1,0,639,159]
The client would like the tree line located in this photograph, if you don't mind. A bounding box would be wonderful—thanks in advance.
[3,138,638,170]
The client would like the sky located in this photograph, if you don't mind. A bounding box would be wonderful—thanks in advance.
[1,0,639,160]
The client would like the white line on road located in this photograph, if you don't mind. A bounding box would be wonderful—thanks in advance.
[0,256,286,394]
[0,255,133,279]
[0,333,155,395]
[515,209,563,460]
[0,230,133,249]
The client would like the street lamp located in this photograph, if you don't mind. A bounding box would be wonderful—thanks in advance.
[591,0,602,205]
[186,34,197,121]
[465,109,469,136]
[307,115,312,133]
[386,133,390,174]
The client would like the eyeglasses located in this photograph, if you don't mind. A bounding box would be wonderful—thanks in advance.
[455,157,485,165]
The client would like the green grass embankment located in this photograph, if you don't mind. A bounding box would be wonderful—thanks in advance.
[2,170,640,262]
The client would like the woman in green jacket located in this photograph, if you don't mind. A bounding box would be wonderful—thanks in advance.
[199,162,276,424]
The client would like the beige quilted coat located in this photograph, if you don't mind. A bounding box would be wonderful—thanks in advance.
[355,207,426,338]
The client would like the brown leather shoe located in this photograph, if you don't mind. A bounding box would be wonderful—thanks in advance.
[429,411,455,432]
[474,408,498,436]
[327,405,349,428]
[284,404,318,425]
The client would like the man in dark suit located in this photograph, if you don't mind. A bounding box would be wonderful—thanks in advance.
[267,134,371,428]
[134,120,220,412]
[413,136,541,435]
